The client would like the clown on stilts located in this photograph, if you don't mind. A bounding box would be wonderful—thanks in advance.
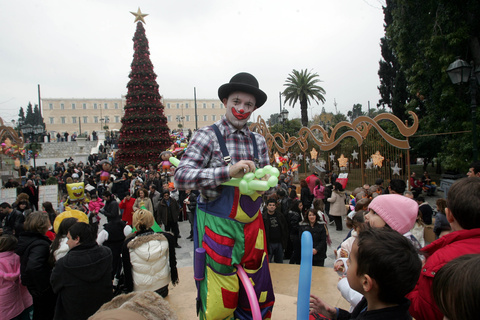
[174,73,276,320]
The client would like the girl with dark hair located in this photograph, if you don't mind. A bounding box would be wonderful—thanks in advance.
[17,200,32,219]
[299,209,328,266]
[50,217,78,263]
[42,201,58,227]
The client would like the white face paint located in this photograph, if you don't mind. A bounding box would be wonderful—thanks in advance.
[223,91,256,129]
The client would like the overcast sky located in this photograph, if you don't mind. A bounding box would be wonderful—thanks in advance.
[0,0,386,124]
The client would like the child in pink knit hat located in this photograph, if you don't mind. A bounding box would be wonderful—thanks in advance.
[366,194,418,233]
[334,193,421,311]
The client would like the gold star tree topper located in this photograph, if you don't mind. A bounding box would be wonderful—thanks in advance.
[131,7,148,24]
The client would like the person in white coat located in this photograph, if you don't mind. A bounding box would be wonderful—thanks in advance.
[121,209,178,297]
[327,182,347,231]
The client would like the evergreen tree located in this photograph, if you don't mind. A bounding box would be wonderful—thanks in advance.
[25,102,34,125]
[347,104,365,122]
[33,104,45,129]
[386,0,480,170]
[116,22,172,167]
[18,107,25,125]
[377,0,410,121]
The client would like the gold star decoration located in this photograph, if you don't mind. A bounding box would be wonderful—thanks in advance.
[310,148,318,160]
[130,7,149,24]
[338,154,348,167]
[371,151,385,168]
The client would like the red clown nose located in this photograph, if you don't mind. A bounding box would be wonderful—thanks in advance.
[239,109,244,113]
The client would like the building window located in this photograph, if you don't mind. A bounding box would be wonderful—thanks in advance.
[49,103,53,110]
[168,116,172,122]
[83,116,88,123]
[72,103,76,110]
[114,103,118,109]
[61,103,64,110]
[72,117,76,124]
[176,103,180,109]
[49,117,54,124]
[220,103,224,108]
[212,115,216,121]
[203,103,206,109]
[83,103,87,109]
[167,103,170,109]
[212,103,215,108]
[104,103,108,109]
[115,116,119,123]
[94,116,98,123]
[94,103,97,109]
[185,103,189,109]
[203,115,208,121]
[61,117,66,124]
[186,115,190,121]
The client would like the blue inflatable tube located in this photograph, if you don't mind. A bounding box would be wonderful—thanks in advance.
[297,231,313,319]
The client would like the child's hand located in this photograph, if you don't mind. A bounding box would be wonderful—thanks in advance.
[310,294,336,318]
[334,260,345,273]
[339,249,348,258]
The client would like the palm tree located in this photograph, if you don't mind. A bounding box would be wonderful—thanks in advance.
[282,69,326,127]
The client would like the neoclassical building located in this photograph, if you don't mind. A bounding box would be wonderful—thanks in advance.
[42,97,226,135]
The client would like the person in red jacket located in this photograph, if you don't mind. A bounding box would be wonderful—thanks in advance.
[119,193,136,226]
[406,177,480,320]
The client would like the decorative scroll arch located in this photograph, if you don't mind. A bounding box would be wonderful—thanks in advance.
[249,111,419,154]
[0,117,24,148]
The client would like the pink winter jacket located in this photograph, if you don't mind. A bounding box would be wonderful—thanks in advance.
[88,198,105,213]
[0,251,33,319]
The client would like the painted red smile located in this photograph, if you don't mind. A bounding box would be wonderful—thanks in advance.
[232,108,251,120]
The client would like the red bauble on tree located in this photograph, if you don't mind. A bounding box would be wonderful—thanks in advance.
[115,21,172,167]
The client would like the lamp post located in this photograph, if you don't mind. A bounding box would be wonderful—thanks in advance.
[176,115,185,129]
[280,107,289,132]
[20,123,45,170]
[446,58,480,161]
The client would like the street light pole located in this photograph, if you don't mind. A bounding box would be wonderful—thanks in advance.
[446,58,480,161]
[469,68,478,161]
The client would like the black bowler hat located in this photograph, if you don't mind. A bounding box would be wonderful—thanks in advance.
[218,72,267,108]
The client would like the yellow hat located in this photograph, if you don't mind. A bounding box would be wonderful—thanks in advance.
[53,207,89,233]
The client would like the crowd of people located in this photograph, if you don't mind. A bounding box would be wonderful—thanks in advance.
[0,156,187,319]
[2,70,480,320]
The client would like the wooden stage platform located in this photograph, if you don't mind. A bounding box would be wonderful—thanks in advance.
[165,264,350,319]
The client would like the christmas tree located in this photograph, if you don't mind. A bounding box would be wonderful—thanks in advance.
[116,12,172,167]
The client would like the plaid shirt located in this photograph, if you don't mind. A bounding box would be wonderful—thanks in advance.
[174,116,269,201]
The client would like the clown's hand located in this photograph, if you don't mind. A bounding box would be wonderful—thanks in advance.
[229,160,256,178]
